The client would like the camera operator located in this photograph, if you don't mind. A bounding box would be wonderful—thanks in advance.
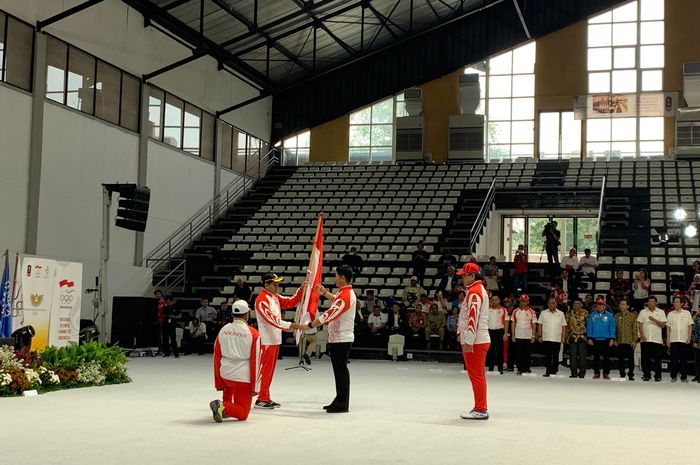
[542,220,561,272]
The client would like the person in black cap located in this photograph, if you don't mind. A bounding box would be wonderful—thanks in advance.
[253,272,305,409]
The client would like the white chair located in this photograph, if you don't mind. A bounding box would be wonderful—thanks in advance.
[597,270,612,280]
[615,256,631,265]
[633,257,649,265]
[387,334,405,361]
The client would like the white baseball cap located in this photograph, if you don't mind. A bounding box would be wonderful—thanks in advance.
[231,300,250,315]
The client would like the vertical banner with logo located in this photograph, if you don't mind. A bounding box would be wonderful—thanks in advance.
[48,262,83,347]
[21,257,58,351]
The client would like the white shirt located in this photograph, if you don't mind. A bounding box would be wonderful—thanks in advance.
[633,279,650,299]
[537,309,567,342]
[666,309,694,343]
[188,321,207,338]
[560,256,578,270]
[367,312,388,329]
[216,320,261,388]
[578,255,598,274]
[487,306,506,330]
[513,307,537,339]
[319,285,356,343]
[637,308,667,345]
[458,280,490,345]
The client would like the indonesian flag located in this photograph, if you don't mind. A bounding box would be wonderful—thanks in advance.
[300,215,323,324]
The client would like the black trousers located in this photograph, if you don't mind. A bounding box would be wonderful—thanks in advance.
[184,335,205,355]
[328,342,352,410]
[162,324,179,356]
[641,342,664,379]
[545,243,559,265]
[515,339,532,373]
[591,339,611,375]
[487,329,505,371]
[669,342,690,379]
[506,338,516,370]
[543,341,561,374]
[694,348,700,379]
[413,264,427,284]
[617,343,635,377]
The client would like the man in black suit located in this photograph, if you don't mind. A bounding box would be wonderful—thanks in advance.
[437,266,460,297]
[554,269,578,304]
[387,303,405,335]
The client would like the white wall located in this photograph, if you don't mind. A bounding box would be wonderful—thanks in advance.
[143,141,216,256]
[220,168,244,192]
[0,0,271,140]
[0,85,31,255]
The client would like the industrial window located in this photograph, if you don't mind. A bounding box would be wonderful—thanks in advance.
[586,0,665,158]
[282,131,310,166]
[219,120,265,174]
[348,97,394,162]
[0,13,34,92]
[45,35,140,132]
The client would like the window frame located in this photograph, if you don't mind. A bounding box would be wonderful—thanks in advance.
[0,11,35,92]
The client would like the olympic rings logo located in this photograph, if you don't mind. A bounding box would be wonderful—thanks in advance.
[60,295,73,304]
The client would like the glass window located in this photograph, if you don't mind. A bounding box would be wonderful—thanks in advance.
[282,130,310,166]
[120,73,140,131]
[348,97,394,163]
[46,36,67,104]
[236,132,248,173]
[219,122,233,169]
[183,103,201,155]
[5,17,34,91]
[95,61,120,125]
[148,87,164,140]
[67,48,95,114]
[200,112,215,161]
[586,0,665,158]
[163,94,183,148]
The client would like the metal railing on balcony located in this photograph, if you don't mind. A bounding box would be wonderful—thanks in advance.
[144,149,279,282]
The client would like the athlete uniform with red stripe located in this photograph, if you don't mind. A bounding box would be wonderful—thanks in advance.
[213,319,261,421]
[254,287,303,403]
[317,285,356,411]
[458,278,491,413]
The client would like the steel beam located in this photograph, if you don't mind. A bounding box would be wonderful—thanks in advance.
[143,51,205,81]
[217,93,270,117]
[291,0,356,57]
[37,0,105,31]
[512,0,531,39]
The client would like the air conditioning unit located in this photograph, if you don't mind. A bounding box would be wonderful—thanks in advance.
[675,63,700,159]
[395,88,424,162]
[448,74,484,161]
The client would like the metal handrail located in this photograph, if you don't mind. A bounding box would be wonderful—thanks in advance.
[143,149,279,270]
[468,175,607,254]
[150,258,187,291]
[596,175,607,251]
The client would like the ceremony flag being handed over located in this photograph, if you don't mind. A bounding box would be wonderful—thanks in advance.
[295,214,323,344]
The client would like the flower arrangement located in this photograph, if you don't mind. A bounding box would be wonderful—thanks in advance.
[0,342,130,397]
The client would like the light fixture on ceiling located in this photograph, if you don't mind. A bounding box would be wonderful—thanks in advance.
[674,207,687,222]
[685,225,698,238]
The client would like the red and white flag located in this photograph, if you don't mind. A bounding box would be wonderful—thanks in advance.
[298,215,323,327]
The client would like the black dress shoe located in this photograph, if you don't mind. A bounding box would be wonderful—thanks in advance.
[304,354,311,365]
[323,403,336,410]
[325,406,349,413]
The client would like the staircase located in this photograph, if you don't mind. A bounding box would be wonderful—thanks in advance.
[531,160,569,187]
[598,187,651,257]
[438,189,489,256]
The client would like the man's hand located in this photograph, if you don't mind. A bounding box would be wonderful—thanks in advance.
[503,334,509,342]
[251,391,258,396]
[608,339,614,347]
[301,280,309,289]
[631,341,637,349]
[315,284,327,295]
[641,336,648,343]
[587,339,593,346]
[694,343,699,349]
[462,343,473,353]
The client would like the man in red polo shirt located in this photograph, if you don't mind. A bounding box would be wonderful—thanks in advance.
[456,263,491,420]
[253,273,304,409]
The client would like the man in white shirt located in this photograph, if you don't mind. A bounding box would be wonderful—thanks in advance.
[486,295,506,374]
[308,265,357,413]
[577,248,599,279]
[195,298,218,339]
[560,248,579,270]
[367,305,388,346]
[185,317,207,355]
[210,300,261,422]
[361,290,383,318]
[512,294,537,375]
[667,296,694,382]
[637,296,667,382]
[537,298,568,377]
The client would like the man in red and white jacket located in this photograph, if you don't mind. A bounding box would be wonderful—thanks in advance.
[253,273,304,409]
[512,294,537,375]
[305,265,356,413]
[210,300,261,422]
[456,263,491,420]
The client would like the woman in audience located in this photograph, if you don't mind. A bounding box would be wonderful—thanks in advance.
[685,260,700,290]
[632,268,651,311]
[688,273,700,315]
[433,291,450,314]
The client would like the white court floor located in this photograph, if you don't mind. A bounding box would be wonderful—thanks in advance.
[2,356,697,465]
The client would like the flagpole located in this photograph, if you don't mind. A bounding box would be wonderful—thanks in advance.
[11,253,20,326]
[294,212,323,335]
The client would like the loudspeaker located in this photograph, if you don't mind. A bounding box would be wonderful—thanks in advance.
[111,296,159,348]
[115,185,150,232]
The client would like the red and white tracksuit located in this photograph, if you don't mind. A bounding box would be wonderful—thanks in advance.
[254,288,302,402]
[458,280,491,412]
[213,320,261,421]
[318,285,356,342]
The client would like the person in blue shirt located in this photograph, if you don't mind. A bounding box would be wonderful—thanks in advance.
[586,298,616,379]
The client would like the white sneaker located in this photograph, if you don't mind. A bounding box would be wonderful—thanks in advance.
[460,409,489,420]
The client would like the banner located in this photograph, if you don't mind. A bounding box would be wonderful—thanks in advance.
[21,257,57,351]
[48,262,83,347]
[576,92,674,119]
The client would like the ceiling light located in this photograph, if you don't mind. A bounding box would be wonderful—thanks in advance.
[685,225,697,238]
[674,208,687,222]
